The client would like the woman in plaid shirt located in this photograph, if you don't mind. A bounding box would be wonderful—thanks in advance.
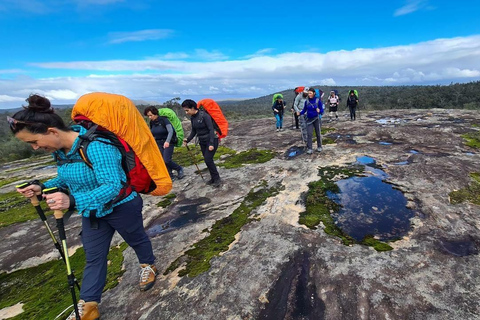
[10,94,157,320]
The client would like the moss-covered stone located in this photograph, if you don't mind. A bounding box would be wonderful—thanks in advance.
[0,243,128,320]
[164,181,284,277]
[462,131,480,149]
[361,235,394,251]
[449,172,480,205]
[0,191,50,228]
[298,165,395,251]
[219,148,275,169]
[156,193,177,208]
[173,145,236,168]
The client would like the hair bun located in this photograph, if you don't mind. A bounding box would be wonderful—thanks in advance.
[25,94,53,113]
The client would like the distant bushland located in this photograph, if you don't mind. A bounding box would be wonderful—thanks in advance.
[1,81,479,163]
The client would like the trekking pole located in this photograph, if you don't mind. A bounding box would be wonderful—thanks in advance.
[16,182,81,290]
[185,144,205,181]
[43,187,80,320]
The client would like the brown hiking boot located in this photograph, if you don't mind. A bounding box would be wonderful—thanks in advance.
[139,264,157,291]
[66,300,99,320]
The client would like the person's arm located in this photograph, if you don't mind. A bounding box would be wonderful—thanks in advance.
[299,101,307,115]
[165,123,174,143]
[185,118,197,143]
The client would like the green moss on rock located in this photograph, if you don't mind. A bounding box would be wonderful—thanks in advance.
[449,172,480,205]
[156,193,177,208]
[219,148,275,169]
[462,131,480,149]
[0,243,127,319]
[165,181,284,277]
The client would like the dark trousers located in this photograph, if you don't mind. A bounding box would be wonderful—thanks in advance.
[159,143,182,175]
[294,112,299,129]
[349,106,357,120]
[200,138,220,181]
[80,196,155,303]
[306,117,322,150]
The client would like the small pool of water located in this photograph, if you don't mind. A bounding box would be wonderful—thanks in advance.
[379,141,393,145]
[147,197,210,236]
[328,156,414,242]
[285,146,305,159]
[439,238,478,256]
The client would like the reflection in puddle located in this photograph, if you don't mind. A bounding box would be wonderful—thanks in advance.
[147,198,211,237]
[439,239,478,256]
[379,141,393,145]
[328,156,414,241]
[394,161,409,165]
[409,149,420,154]
[285,146,305,159]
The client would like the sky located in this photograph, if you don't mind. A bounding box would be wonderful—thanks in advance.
[0,0,480,109]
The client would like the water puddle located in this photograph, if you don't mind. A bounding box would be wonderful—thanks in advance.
[147,197,211,237]
[285,146,305,159]
[393,161,409,165]
[379,141,393,145]
[258,251,325,319]
[409,149,420,154]
[328,156,414,242]
[439,238,478,256]
[375,118,407,125]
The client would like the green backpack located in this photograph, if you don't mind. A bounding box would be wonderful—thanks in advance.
[272,93,284,104]
[157,108,184,147]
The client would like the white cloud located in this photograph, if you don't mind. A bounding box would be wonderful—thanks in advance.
[1,35,479,109]
[194,49,229,61]
[394,0,429,16]
[108,29,174,44]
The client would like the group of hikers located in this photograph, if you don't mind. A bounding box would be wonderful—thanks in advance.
[8,94,224,320]
[7,87,358,319]
[272,87,359,154]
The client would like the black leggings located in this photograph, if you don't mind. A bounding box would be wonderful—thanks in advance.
[200,138,220,181]
[349,106,357,120]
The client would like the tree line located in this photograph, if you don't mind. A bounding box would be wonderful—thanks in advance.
[1,81,479,163]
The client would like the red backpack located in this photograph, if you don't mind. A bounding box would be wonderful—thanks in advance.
[197,99,229,139]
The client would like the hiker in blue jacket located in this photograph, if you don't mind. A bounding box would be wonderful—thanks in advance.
[10,94,157,320]
[272,95,285,132]
[144,106,184,181]
[300,87,324,154]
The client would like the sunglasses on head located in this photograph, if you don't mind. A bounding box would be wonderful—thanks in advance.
[6,116,35,131]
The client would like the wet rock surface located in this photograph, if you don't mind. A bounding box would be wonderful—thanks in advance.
[1,109,480,319]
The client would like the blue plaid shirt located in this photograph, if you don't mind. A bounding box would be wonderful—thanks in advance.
[44,125,136,218]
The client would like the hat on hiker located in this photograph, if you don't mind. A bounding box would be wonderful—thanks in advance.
[303,87,309,93]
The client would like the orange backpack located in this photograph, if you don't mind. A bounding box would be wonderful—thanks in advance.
[197,99,228,139]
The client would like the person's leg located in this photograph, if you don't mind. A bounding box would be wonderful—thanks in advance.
[279,113,284,130]
[294,112,299,129]
[274,114,281,130]
[159,144,173,177]
[353,106,356,120]
[314,118,322,149]
[201,140,220,182]
[306,121,313,151]
[300,115,308,144]
[349,106,354,120]
[163,144,182,173]
[80,215,116,303]
[108,196,155,265]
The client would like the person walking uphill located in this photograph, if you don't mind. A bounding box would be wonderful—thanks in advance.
[346,89,359,121]
[300,88,324,154]
[10,94,158,320]
[182,99,221,187]
[272,95,285,132]
[144,106,184,181]
[293,87,309,143]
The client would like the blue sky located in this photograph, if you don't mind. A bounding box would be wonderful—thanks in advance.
[0,0,479,109]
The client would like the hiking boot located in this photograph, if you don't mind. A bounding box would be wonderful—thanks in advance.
[316,147,323,152]
[139,264,157,291]
[177,168,185,180]
[306,149,313,154]
[66,300,99,320]
[206,178,215,185]
[276,128,279,132]
[212,179,222,187]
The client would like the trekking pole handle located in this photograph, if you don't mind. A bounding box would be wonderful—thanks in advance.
[16,182,43,206]
[43,187,67,220]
